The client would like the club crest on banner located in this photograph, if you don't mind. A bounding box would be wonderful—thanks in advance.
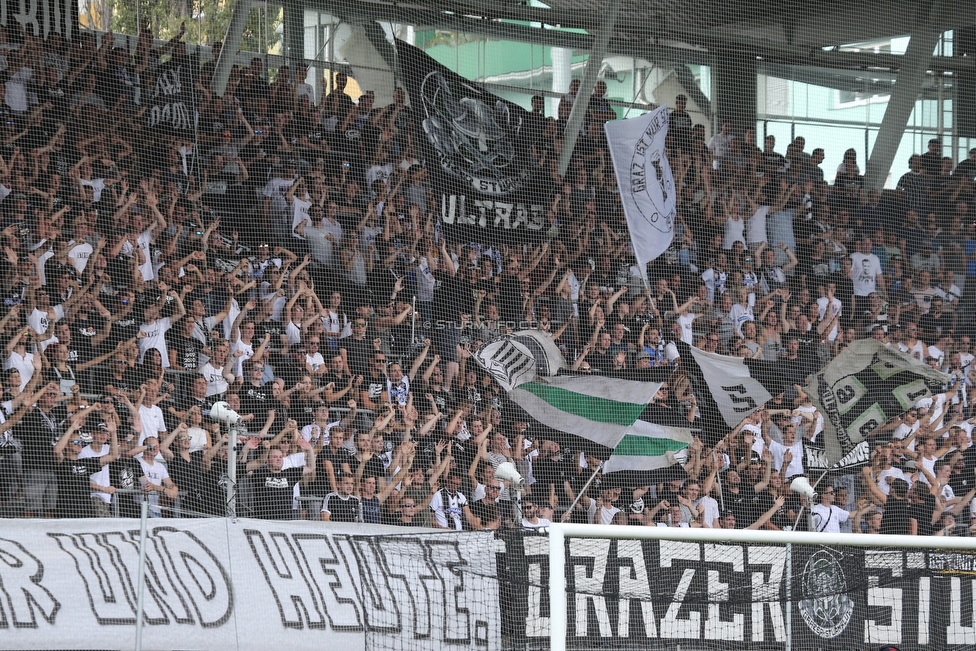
[629,114,675,235]
[420,70,532,196]
[474,338,537,391]
[798,550,854,639]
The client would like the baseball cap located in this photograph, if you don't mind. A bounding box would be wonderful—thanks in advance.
[636,351,651,360]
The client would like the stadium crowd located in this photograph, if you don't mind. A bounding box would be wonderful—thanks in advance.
[1,23,976,537]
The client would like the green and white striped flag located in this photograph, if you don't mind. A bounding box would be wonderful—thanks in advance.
[509,375,661,458]
[603,419,694,476]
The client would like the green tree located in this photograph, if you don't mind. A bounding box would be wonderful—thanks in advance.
[108,0,281,52]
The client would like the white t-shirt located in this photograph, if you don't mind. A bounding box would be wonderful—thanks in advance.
[701,268,727,303]
[746,206,769,245]
[811,503,850,533]
[3,350,34,390]
[137,404,167,446]
[816,296,842,341]
[79,177,107,202]
[892,421,921,451]
[230,339,254,377]
[137,458,171,515]
[135,229,156,282]
[79,443,112,504]
[707,132,732,169]
[429,488,468,530]
[849,252,883,297]
[876,467,910,495]
[768,438,805,477]
[586,499,622,525]
[291,196,313,239]
[677,312,695,345]
[68,240,94,275]
[299,421,338,448]
[29,305,65,335]
[139,317,173,368]
[262,178,294,214]
[916,393,948,427]
[200,362,228,397]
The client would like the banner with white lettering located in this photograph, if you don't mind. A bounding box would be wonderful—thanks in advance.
[147,60,196,133]
[0,0,76,39]
[397,39,546,244]
[0,518,498,651]
[604,105,676,289]
[505,532,976,650]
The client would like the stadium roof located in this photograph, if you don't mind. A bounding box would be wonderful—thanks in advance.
[318,0,976,75]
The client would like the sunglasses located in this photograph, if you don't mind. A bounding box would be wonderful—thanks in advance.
[177,436,192,441]
[69,439,83,445]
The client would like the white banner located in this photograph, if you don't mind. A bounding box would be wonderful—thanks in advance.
[604,106,676,288]
[0,518,499,651]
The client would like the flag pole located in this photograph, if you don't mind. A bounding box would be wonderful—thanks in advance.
[712,450,725,512]
[561,461,603,521]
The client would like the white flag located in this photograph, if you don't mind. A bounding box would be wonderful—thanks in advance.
[604,106,676,289]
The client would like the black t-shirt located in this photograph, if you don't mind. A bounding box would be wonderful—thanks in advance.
[432,274,477,324]
[250,467,304,519]
[916,311,952,346]
[107,314,141,349]
[354,454,386,481]
[72,313,106,364]
[322,491,360,522]
[165,451,211,514]
[495,274,524,324]
[166,331,206,371]
[341,336,373,378]
[56,456,103,518]
[364,373,385,406]
[108,455,145,518]
[722,483,760,526]
[880,495,914,535]
[255,320,285,348]
[909,493,939,536]
[17,406,68,471]
[320,445,353,475]
[91,364,140,398]
[361,495,381,524]
[531,455,574,494]
[240,383,273,422]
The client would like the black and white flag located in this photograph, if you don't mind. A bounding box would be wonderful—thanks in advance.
[473,330,567,391]
[147,60,195,134]
[604,106,676,289]
[675,341,788,445]
[396,40,543,242]
[805,339,949,468]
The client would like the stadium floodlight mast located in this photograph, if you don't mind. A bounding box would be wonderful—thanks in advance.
[495,461,525,524]
[210,401,247,518]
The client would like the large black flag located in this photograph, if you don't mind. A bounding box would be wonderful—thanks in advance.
[396,40,544,244]
[147,58,196,134]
